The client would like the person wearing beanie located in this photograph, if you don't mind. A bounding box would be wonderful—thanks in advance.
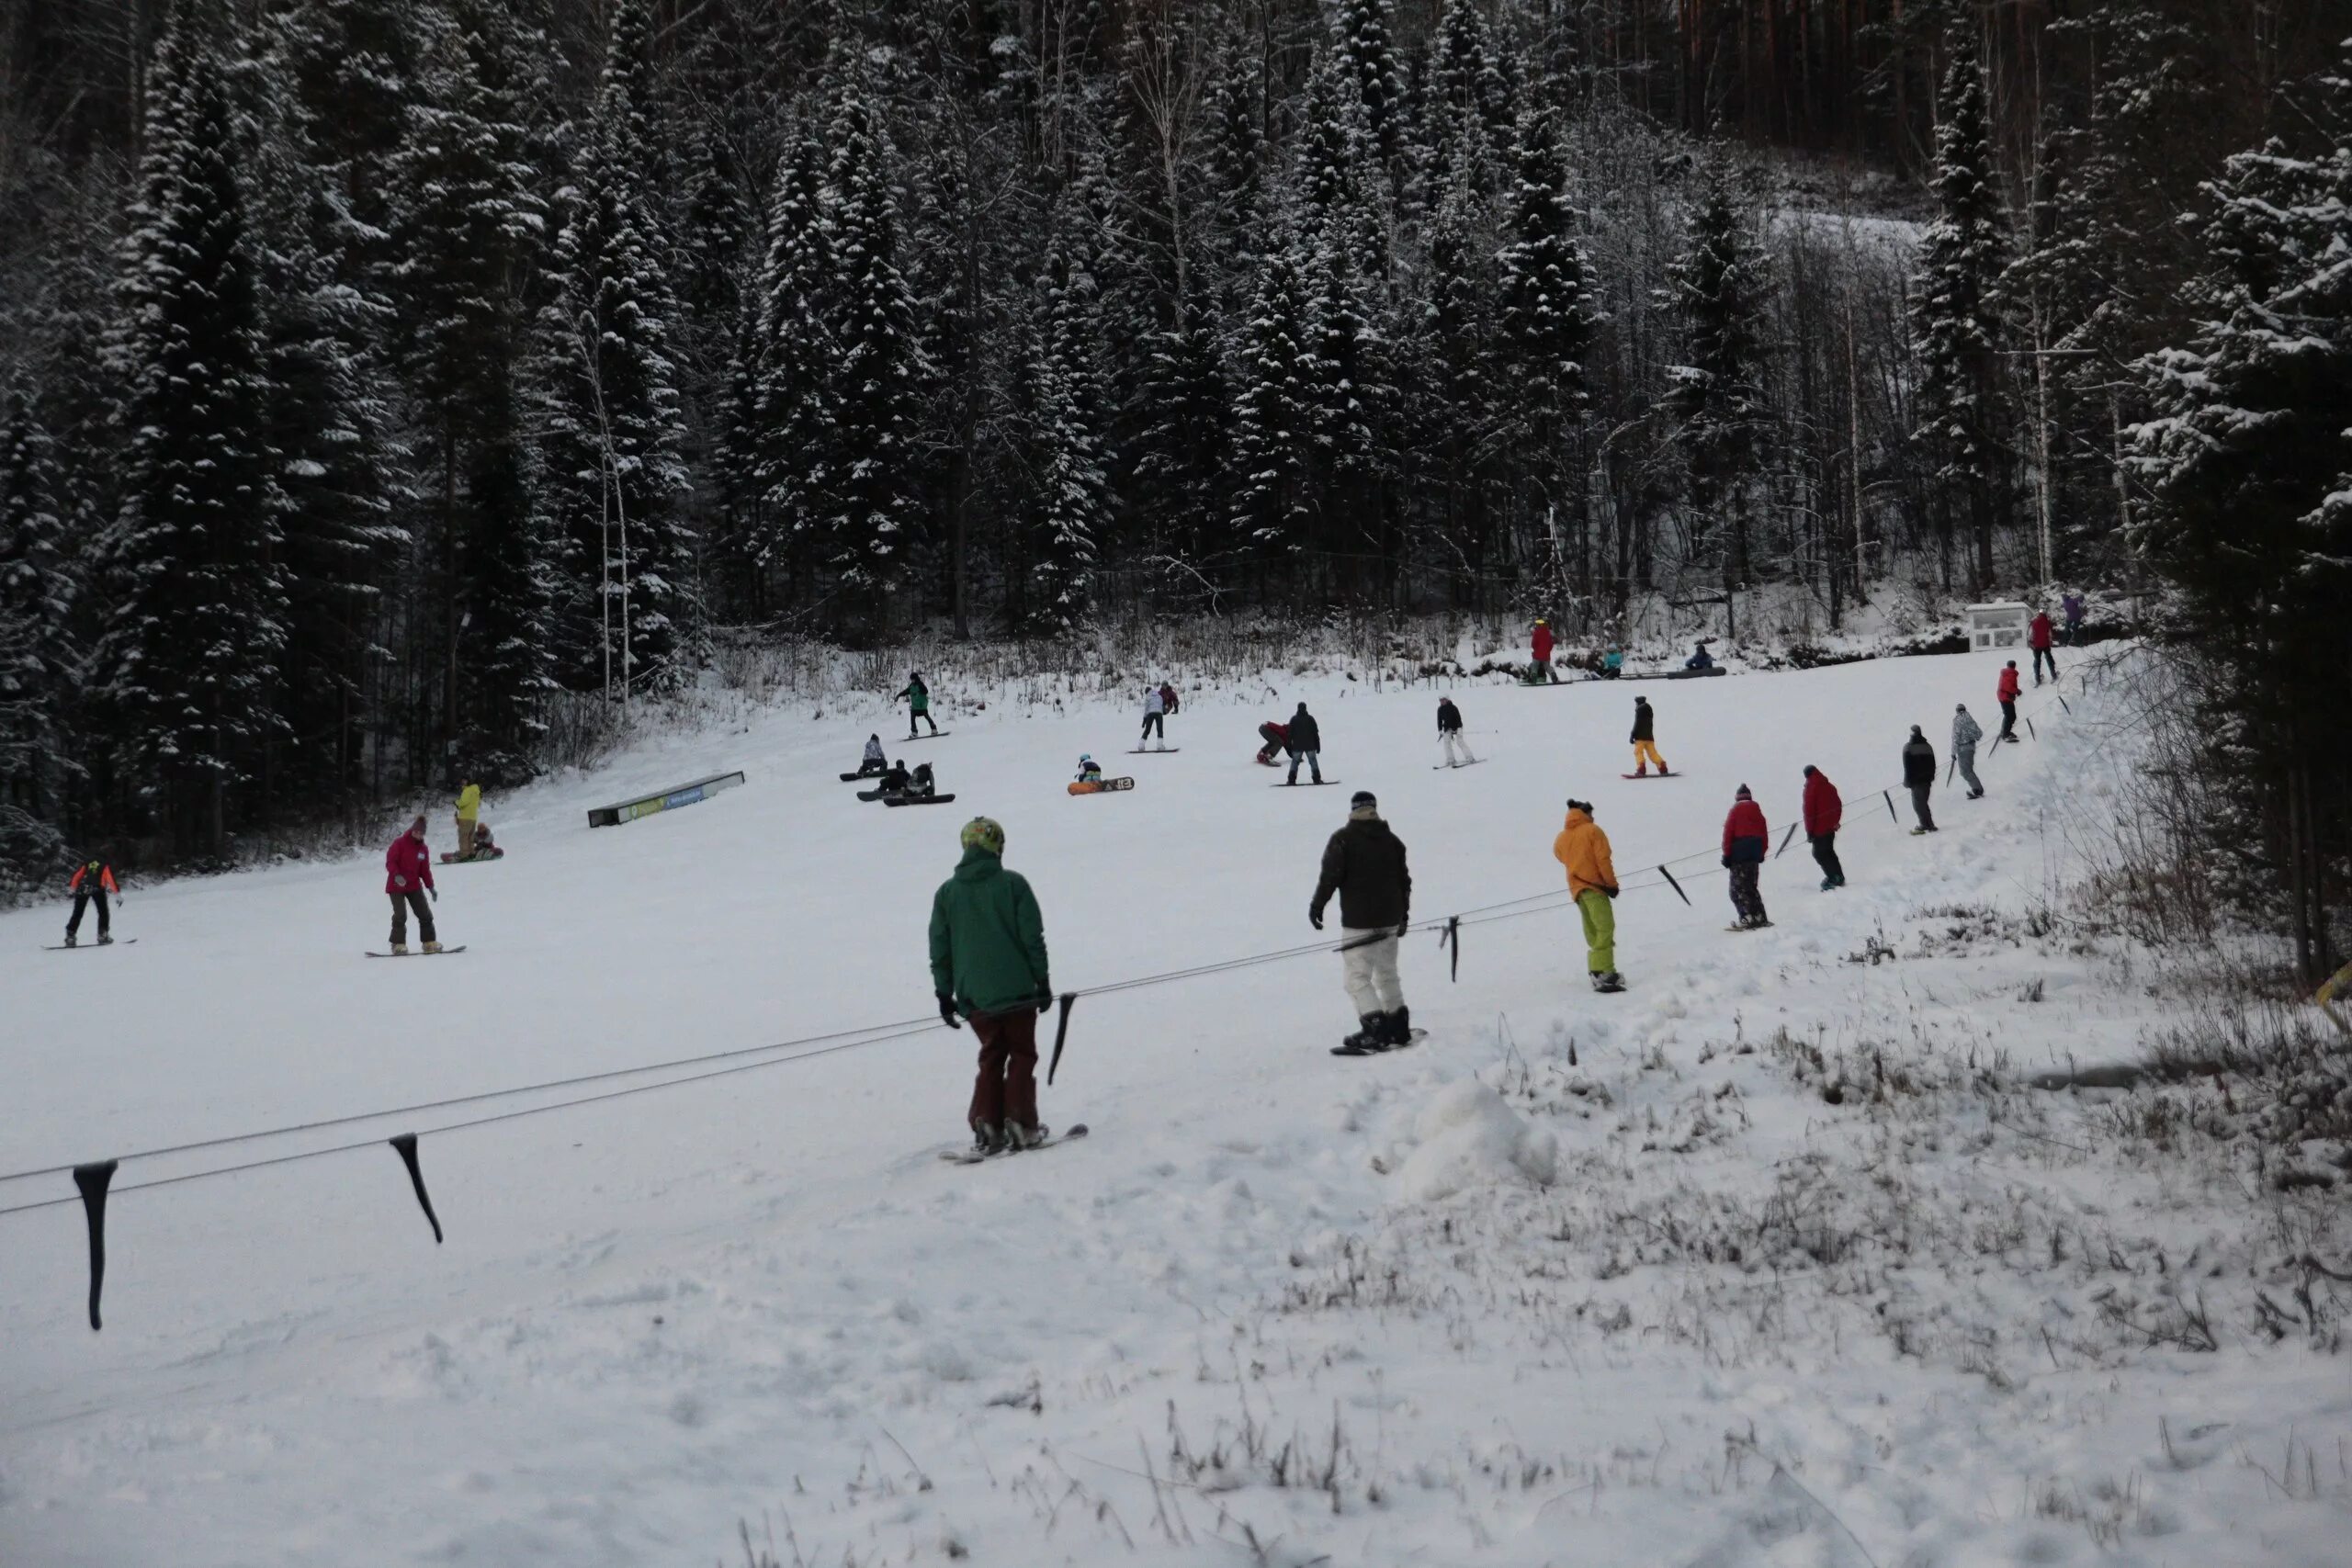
[1951,704,1984,798]
[1902,726,1939,833]
[930,816,1054,1155]
[899,671,939,737]
[854,732,888,777]
[1629,696,1668,776]
[1801,765,1845,889]
[1436,696,1476,767]
[1310,791,1413,1054]
[384,815,440,954]
[1720,784,1771,930]
[1553,799,1623,992]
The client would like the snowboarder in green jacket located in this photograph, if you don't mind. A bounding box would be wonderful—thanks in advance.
[930,817,1052,1154]
[899,671,940,737]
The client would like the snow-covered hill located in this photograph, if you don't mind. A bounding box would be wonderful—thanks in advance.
[3,650,2345,1568]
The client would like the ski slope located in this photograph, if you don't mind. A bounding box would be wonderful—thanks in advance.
[3,652,2345,1567]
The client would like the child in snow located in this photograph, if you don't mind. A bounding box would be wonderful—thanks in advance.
[1309,791,1413,1054]
[1076,754,1102,784]
[1554,801,1623,992]
[1600,648,1623,679]
[1436,697,1476,767]
[385,817,441,954]
[470,822,500,857]
[63,856,119,947]
[855,734,888,777]
[1721,785,1770,930]
[1256,720,1288,767]
[1684,639,1717,671]
[1140,684,1168,747]
[899,671,939,737]
[1629,696,1668,776]
[1158,682,1180,716]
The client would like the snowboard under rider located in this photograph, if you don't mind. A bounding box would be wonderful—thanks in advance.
[63,857,119,947]
[1802,765,1845,890]
[1553,801,1623,992]
[1629,696,1668,776]
[385,816,441,954]
[1436,696,1476,767]
[930,816,1053,1156]
[899,671,939,737]
[1721,784,1770,930]
[1310,790,1413,1055]
[1283,704,1324,785]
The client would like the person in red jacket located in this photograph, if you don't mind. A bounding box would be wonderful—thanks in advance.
[384,816,440,954]
[2028,609,2057,685]
[1530,618,1556,683]
[63,857,120,946]
[1720,784,1770,930]
[1802,765,1845,890]
[1996,660,2022,741]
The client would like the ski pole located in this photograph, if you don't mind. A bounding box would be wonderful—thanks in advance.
[1774,820,1801,860]
[1657,865,1691,906]
[1883,789,1897,823]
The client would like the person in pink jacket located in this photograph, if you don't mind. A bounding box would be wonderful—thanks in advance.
[384,816,440,954]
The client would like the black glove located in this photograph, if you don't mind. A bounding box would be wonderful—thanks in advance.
[1604,886,1619,899]
[1396,920,1411,939]
[937,993,961,1030]
[1309,907,1324,931]
[1720,856,1730,870]
[1037,997,1055,1019]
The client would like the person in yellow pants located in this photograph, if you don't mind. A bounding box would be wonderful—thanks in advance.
[454,779,482,860]
[1553,799,1624,992]
[1628,695,1668,775]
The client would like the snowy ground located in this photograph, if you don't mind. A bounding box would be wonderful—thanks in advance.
[4,650,2346,1568]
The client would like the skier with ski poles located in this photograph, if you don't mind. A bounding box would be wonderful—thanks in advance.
[1553,800,1623,992]
[62,855,120,947]
[1629,696,1668,776]
[930,816,1054,1156]
[1802,766,1845,889]
[385,816,441,954]
[1903,728,1939,834]
[1309,790,1413,1055]
[1436,696,1476,767]
[1951,704,1985,798]
[1996,661,2022,742]
[1721,785,1770,930]
[899,671,939,738]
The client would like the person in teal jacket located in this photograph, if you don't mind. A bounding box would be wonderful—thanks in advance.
[930,817,1052,1153]
[899,671,940,737]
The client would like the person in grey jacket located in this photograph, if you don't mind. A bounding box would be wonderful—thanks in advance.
[1951,705,1984,799]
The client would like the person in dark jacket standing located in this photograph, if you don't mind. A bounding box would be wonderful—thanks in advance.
[1801,766,1845,889]
[1629,696,1668,776]
[1951,704,1984,798]
[1902,728,1939,834]
[1284,702,1324,785]
[1436,696,1476,767]
[63,856,120,946]
[930,816,1053,1155]
[1720,785,1770,929]
[385,816,440,954]
[1310,791,1412,1054]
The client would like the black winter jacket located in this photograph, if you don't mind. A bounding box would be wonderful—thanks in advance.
[1288,710,1322,752]
[1436,700,1463,734]
[1902,738,1937,787]
[1312,818,1410,929]
[1629,702,1655,743]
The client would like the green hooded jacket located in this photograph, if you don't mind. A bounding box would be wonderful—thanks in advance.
[929,847,1050,1016]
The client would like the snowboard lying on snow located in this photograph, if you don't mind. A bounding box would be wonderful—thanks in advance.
[839,770,887,783]
[1069,777,1135,795]
[884,793,958,807]
[938,1122,1089,1165]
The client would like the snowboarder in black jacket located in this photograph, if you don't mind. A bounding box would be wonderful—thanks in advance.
[1309,791,1412,1052]
[1284,703,1324,785]
[1901,727,1938,833]
[1436,697,1476,767]
[1629,696,1668,775]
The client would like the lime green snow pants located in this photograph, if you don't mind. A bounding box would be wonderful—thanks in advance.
[1577,888,1615,974]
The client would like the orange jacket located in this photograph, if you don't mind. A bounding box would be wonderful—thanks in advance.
[1552,809,1618,899]
[68,862,119,895]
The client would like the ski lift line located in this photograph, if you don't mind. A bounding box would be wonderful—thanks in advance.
[0,1026,943,1222]
[1,675,2084,1203]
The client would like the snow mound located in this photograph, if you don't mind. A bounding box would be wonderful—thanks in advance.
[1393,1081,1557,1201]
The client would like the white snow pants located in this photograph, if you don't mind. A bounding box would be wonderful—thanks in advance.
[1341,929,1406,1018]
[1440,731,1476,766]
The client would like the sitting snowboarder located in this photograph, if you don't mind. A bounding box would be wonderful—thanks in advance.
[1255,720,1288,767]
[470,822,501,857]
[876,760,913,795]
[1684,639,1716,671]
[905,761,938,799]
[1075,754,1102,784]
[854,733,888,777]
[1600,648,1624,679]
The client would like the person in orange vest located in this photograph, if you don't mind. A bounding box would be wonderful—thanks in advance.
[1530,618,1556,683]
[1553,800,1623,992]
[64,856,120,947]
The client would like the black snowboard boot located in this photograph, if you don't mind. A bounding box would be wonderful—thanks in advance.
[1382,1005,1413,1046]
[1333,1013,1389,1056]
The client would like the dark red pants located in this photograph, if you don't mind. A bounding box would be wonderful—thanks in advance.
[967,1007,1039,1132]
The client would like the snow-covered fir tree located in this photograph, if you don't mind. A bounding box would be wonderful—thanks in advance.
[0,382,78,816]
[1227,222,1319,563]
[1665,151,1770,591]
[1492,104,1597,570]
[1015,220,1110,636]
[752,112,836,593]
